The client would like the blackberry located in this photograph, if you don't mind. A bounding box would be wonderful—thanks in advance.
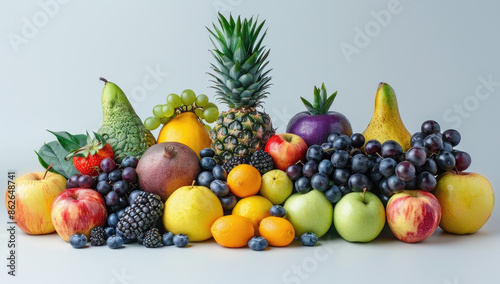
[143,228,163,248]
[249,150,274,174]
[222,156,248,173]
[90,227,107,246]
[116,192,164,240]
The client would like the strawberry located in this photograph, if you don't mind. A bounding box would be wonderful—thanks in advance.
[66,133,115,176]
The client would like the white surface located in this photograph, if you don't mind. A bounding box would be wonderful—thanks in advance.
[1,1,499,283]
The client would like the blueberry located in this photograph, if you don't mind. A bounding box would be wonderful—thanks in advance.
[306,145,324,162]
[104,227,116,238]
[69,234,87,248]
[300,232,318,246]
[200,148,216,158]
[162,232,175,246]
[212,165,227,181]
[248,236,268,251]
[310,173,330,192]
[128,190,142,206]
[219,194,237,210]
[324,185,342,203]
[107,213,119,228]
[210,180,230,197]
[108,169,122,182]
[173,234,189,247]
[200,157,217,171]
[318,160,334,175]
[121,156,139,168]
[107,235,124,249]
[197,171,215,187]
[270,205,286,217]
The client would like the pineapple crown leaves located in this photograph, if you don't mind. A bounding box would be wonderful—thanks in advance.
[300,83,338,115]
[64,131,108,160]
[207,13,272,109]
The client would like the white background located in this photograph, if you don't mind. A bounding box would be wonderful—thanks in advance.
[1,1,499,283]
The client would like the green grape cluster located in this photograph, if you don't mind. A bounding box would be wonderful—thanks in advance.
[144,89,220,131]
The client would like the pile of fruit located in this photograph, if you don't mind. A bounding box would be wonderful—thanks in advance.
[5,13,494,251]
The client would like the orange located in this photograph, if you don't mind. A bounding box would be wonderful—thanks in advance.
[157,112,211,158]
[259,216,295,247]
[227,164,261,198]
[232,196,273,232]
[211,215,255,248]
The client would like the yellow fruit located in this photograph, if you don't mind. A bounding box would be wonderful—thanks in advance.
[157,112,211,158]
[163,185,223,241]
[211,215,255,248]
[362,82,411,151]
[259,216,295,247]
[259,169,293,205]
[232,196,273,232]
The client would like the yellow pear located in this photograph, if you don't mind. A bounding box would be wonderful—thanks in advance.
[362,83,411,150]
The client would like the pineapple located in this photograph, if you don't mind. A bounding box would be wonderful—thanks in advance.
[207,13,275,163]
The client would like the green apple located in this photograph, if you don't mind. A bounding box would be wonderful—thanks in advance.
[334,191,385,242]
[433,172,494,234]
[284,190,333,237]
[259,169,293,205]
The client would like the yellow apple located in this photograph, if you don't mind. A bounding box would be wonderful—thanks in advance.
[259,169,293,204]
[433,172,494,234]
[5,170,66,235]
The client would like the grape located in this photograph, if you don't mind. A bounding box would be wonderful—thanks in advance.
[219,194,237,210]
[348,173,371,192]
[201,157,217,171]
[379,179,393,197]
[325,185,342,203]
[441,142,453,153]
[113,181,130,196]
[200,148,216,158]
[121,156,139,168]
[100,158,116,173]
[212,165,227,181]
[302,161,318,178]
[381,140,403,160]
[295,177,311,194]
[365,140,382,156]
[424,134,443,154]
[195,94,209,107]
[286,164,303,181]
[331,150,349,168]
[350,154,370,173]
[181,89,196,105]
[351,149,364,156]
[162,104,175,117]
[435,151,456,171]
[204,125,211,131]
[379,158,397,177]
[153,104,165,118]
[105,191,119,207]
[96,181,112,195]
[405,147,426,167]
[97,173,108,183]
[417,172,437,192]
[204,108,219,123]
[387,175,405,192]
[420,159,438,175]
[405,176,417,190]
[194,108,204,119]
[306,145,323,162]
[144,116,161,130]
[395,161,416,182]
[167,93,182,108]
[421,120,441,135]
[108,170,122,182]
[121,167,137,183]
[310,173,330,192]
[318,160,334,175]
[368,163,384,183]
[411,132,426,147]
[442,129,461,147]
[128,190,142,206]
[210,180,230,197]
[160,117,171,124]
[321,143,334,156]
[350,133,365,148]
[378,193,390,206]
[197,171,215,187]
[204,102,219,110]
[454,151,471,171]
[327,132,340,144]
[339,185,352,195]
[333,135,351,151]
[68,174,81,188]
[78,175,93,188]
[332,168,350,185]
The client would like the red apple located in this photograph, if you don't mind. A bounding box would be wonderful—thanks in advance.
[265,133,308,171]
[51,188,107,242]
[386,190,441,243]
[4,170,66,235]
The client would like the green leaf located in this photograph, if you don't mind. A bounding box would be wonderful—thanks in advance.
[313,88,320,111]
[35,150,62,176]
[321,91,338,114]
[300,97,318,115]
[320,83,327,111]
[36,141,80,179]
[47,130,87,152]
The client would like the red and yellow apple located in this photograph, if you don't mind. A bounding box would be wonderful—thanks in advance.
[386,190,441,243]
[4,171,66,235]
[433,172,494,234]
[51,188,107,242]
[264,133,308,171]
